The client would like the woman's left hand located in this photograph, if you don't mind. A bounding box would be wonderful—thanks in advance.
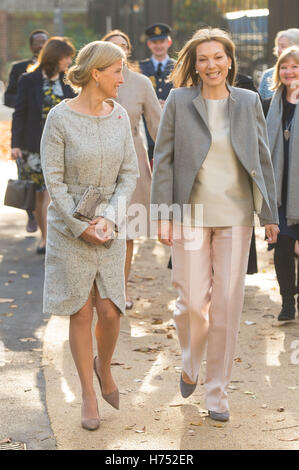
[89,216,115,242]
[265,224,280,244]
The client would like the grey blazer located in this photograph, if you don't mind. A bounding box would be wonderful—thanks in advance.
[151,85,279,226]
[266,86,299,226]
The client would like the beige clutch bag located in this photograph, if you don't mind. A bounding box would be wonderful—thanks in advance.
[73,185,104,222]
[73,185,114,249]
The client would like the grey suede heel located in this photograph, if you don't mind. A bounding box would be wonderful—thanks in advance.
[180,373,198,398]
[94,356,119,410]
[208,410,230,422]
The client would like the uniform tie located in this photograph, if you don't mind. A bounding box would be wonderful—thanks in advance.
[156,62,163,77]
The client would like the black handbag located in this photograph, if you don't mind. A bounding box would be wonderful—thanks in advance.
[4,178,36,211]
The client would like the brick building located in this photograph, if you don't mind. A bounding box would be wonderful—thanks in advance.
[0,0,89,81]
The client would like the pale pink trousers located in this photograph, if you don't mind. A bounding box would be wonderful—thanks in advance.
[171,225,252,413]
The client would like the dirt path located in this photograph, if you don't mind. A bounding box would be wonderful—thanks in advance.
[43,230,299,450]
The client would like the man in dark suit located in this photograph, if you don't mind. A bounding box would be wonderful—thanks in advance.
[5,29,49,233]
[139,23,175,163]
[5,29,49,109]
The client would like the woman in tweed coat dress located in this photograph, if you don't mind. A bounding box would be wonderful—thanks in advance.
[40,41,139,430]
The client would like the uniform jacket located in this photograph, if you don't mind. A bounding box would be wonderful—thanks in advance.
[11,68,75,153]
[151,84,279,226]
[139,57,175,149]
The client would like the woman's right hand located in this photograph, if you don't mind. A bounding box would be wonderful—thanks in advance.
[11,148,23,160]
[157,220,173,246]
[80,225,111,245]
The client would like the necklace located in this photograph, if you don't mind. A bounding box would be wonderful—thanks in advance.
[283,117,294,141]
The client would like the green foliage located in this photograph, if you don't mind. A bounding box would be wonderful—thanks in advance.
[173,0,227,54]
[64,23,98,51]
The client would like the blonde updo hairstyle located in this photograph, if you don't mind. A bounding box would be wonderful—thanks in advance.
[66,40,125,89]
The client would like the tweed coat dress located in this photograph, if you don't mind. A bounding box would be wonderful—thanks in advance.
[116,66,161,238]
[40,100,139,316]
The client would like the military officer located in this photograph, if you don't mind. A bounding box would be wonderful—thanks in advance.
[139,23,175,162]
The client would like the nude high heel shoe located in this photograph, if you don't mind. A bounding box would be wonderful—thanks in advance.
[93,356,119,410]
[81,401,100,431]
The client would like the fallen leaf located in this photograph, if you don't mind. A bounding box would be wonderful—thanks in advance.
[2,312,13,317]
[277,407,285,412]
[124,424,135,430]
[153,328,168,334]
[19,337,37,343]
[21,274,30,279]
[190,421,203,426]
[151,318,163,325]
[277,436,299,442]
[0,438,11,444]
[26,291,33,295]
[9,305,18,309]
[133,346,163,353]
[0,298,14,303]
[135,426,146,433]
[8,270,17,275]
[111,362,125,366]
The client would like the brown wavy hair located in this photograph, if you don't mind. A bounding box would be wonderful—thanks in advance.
[28,36,76,78]
[169,27,237,88]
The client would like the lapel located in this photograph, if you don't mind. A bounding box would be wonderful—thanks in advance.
[59,72,72,98]
[192,85,210,131]
[148,58,156,76]
[164,58,175,74]
[32,68,43,111]
[266,87,283,153]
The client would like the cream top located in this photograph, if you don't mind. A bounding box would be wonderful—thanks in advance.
[188,98,254,227]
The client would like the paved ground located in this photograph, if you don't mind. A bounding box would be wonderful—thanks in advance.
[0,161,55,450]
[0,158,298,451]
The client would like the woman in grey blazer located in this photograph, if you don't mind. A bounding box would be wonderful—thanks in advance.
[265,46,299,322]
[41,41,139,430]
[151,28,279,422]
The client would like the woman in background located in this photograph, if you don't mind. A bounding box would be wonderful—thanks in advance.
[265,46,299,321]
[102,30,161,309]
[11,37,76,254]
[259,28,299,99]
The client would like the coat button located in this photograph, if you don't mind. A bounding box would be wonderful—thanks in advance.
[158,88,163,92]
[251,170,256,177]
[158,78,162,82]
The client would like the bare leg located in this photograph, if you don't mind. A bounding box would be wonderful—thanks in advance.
[94,282,120,395]
[69,292,98,420]
[34,189,50,247]
[125,239,134,303]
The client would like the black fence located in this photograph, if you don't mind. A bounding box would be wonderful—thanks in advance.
[88,0,270,82]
